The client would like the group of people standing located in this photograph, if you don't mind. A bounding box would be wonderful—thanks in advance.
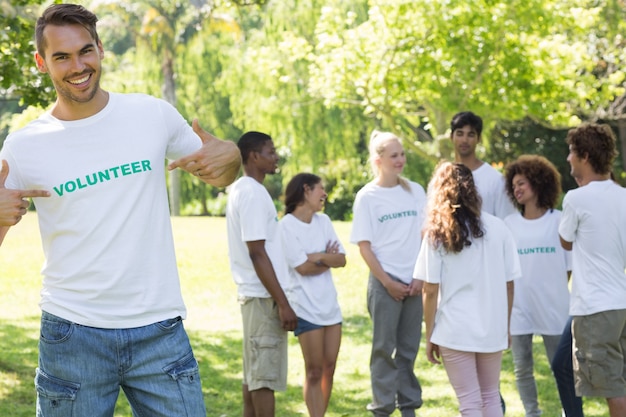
[224,109,626,417]
[0,3,625,417]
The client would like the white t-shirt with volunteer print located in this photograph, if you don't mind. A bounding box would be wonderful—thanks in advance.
[0,93,202,328]
[350,181,426,283]
[226,176,290,298]
[559,180,626,316]
[279,213,342,325]
[504,209,571,335]
[473,162,516,219]
[414,213,522,352]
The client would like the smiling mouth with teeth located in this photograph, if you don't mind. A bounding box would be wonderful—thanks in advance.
[68,74,91,85]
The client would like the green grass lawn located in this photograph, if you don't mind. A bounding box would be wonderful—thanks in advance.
[0,214,606,416]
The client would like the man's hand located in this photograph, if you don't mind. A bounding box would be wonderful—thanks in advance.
[168,119,241,187]
[278,303,298,332]
[0,160,50,226]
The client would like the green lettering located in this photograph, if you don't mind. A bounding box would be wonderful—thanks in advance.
[120,164,132,175]
[98,170,110,182]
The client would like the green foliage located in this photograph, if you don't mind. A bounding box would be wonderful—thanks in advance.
[4,0,626,219]
[308,0,624,151]
[0,0,56,107]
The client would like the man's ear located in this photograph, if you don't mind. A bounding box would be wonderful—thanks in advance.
[97,40,104,59]
[34,52,47,73]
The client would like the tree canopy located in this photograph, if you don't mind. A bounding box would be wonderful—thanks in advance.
[3,0,626,218]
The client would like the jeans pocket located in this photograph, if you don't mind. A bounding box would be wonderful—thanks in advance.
[164,350,200,384]
[35,368,79,417]
[155,316,183,331]
[40,314,74,344]
[163,351,205,416]
[250,335,281,382]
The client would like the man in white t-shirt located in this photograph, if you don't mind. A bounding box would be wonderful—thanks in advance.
[226,131,297,417]
[450,111,516,219]
[0,4,241,417]
[558,123,626,417]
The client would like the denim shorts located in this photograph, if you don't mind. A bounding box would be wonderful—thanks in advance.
[35,311,206,417]
[240,297,288,391]
[572,309,626,398]
[294,317,324,336]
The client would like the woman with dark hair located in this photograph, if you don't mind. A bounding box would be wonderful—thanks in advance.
[279,173,346,417]
[415,161,520,417]
[503,155,572,417]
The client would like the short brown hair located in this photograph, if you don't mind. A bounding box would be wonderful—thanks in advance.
[36,4,99,57]
[566,123,617,175]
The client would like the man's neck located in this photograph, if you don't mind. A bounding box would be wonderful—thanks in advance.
[577,172,610,187]
[51,89,109,121]
[455,155,484,171]
[243,167,266,184]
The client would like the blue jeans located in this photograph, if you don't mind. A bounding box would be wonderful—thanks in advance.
[551,317,584,417]
[35,311,206,417]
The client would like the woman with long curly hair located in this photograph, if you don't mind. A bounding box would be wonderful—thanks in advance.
[414,161,521,417]
[503,155,573,417]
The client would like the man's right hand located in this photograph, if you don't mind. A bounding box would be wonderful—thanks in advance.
[0,160,50,226]
[278,304,298,332]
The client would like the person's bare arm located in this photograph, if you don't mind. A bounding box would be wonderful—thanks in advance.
[560,235,573,251]
[168,119,241,187]
[507,280,515,348]
[246,240,297,331]
[358,240,409,301]
[422,282,441,364]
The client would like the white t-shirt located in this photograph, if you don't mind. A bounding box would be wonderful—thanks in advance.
[414,213,522,352]
[473,163,516,219]
[504,210,571,335]
[559,180,626,316]
[350,181,426,283]
[226,176,290,298]
[279,213,342,325]
[0,93,201,328]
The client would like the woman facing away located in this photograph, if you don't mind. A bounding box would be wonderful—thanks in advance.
[279,173,346,417]
[414,161,521,417]
[350,130,426,417]
[503,155,572,417]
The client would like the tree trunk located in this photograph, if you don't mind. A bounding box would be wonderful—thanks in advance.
[162,54,181,216]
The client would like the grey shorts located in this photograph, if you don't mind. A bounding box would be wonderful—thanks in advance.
[240,297,288,392]
[572,309,626,398]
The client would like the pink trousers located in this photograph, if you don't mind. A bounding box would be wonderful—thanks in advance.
[440,346,503,417]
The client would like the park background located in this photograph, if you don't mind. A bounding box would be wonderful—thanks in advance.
[1,0,625,415]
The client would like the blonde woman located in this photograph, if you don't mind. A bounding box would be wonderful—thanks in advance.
[350,130,426,417]
[415,162,521,417]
